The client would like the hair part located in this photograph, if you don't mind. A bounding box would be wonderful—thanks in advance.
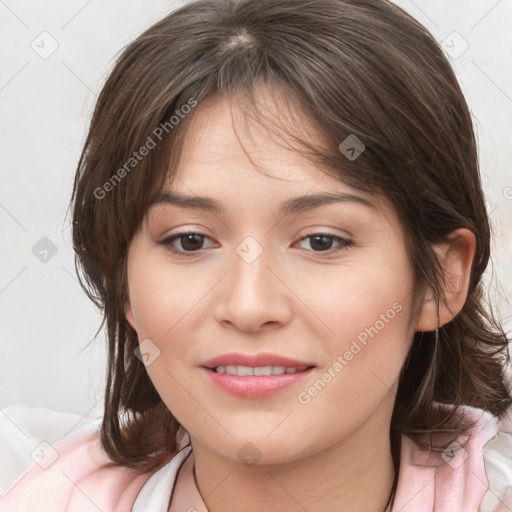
[71,0,512,472]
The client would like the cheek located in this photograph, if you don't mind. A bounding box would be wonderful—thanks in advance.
[126,255,203,426]
[311,246,416,391]
[127,254,210,340]
[299,245,414,347]
[293,290,413,446]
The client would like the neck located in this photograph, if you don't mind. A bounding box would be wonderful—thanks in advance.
[191,402,397,512]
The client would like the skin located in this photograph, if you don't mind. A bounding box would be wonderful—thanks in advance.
[124,88,476,512]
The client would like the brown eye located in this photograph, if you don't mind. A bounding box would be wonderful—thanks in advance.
[297,233,353,255]
[157,231,213,255]
[309,235,335,252]
[176,233,205,251]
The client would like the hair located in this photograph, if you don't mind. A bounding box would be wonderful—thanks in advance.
[70,0,512,472]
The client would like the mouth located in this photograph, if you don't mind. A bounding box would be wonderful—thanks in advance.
[200,363,316,398]
[208,365,314,376]
[199,352,316,398]
[200,352,316,371]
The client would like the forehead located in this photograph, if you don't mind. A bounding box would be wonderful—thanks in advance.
[175,89,327,181]
[157,88,395,225]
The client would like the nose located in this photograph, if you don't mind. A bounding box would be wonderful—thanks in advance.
[214,241,293,333]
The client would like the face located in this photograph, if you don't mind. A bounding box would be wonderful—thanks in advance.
[124,90,421,465]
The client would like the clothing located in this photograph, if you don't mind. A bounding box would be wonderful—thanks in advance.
[0,404,511,511]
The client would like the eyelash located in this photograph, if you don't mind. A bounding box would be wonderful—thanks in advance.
[156,230,354,257]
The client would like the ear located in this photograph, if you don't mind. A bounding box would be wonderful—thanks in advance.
[415,228,476,332]
[124,302,137,332]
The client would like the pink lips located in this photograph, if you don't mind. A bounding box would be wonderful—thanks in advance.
[200,352,316,399]
[200,352,315,369]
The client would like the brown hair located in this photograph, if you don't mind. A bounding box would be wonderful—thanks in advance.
[71,0,512,472]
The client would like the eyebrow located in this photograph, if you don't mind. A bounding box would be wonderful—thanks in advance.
[149,190,377,215]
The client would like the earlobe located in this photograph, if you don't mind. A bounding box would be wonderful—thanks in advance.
[125,302,137,332]
[414,228,476,332]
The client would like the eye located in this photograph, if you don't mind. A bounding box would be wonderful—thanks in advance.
[296,233,353,255]
[157,231,354,257]
[157,231,214,256]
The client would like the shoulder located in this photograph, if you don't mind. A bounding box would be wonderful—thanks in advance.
[394,404,512,511]
[0,418,155,512]
[449,404,512,510]
[480,406,512,511]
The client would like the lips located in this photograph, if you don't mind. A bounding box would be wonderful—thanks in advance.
[200,352,316,370]
[199,352,316,398]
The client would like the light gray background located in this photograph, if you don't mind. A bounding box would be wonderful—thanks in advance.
[1,0,511,419]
